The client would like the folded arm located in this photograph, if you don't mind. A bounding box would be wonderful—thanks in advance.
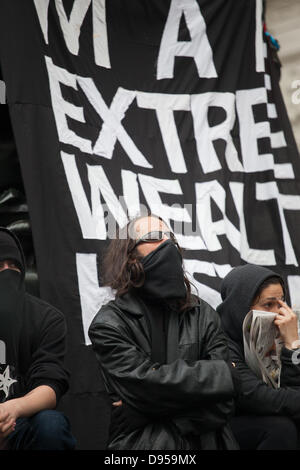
[89,319,235,416]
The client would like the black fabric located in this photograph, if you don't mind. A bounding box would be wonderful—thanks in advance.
[0,242,22,273]
[140,241,186,301]
[217,264,283,345]
[89,292,238,450]
[280,346,300,387]
[0,227,69,404]
[0,227,25,278]
[142,300,169,364]
[230,415,299,450]
[166,305,180,364]
[0,269,25,402]
[0,270,24,362]
[228,362,242,399]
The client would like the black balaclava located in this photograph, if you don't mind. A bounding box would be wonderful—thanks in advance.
[216,264,283,346]
[0,228,26,401]
[0,229,24,274]
[137,240,186,364]
[139,239,186,300]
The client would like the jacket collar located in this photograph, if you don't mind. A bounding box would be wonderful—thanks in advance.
[113,291,200,318]
[114,291,145,317]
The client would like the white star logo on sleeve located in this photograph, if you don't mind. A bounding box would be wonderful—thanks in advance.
[0,366,17,399]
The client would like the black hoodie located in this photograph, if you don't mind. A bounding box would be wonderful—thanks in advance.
[217,264,283,345]
[0,227,69,404]
[216,264,300,419]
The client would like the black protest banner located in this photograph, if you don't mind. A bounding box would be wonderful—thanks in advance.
[0,0,299,449]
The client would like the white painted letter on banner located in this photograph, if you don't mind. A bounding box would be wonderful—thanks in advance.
[45,56,93,153]
[34,0,111,68]
[256,182,300,266]
[77,77,152,168]
[61,152,128,240]
[229,182,276,265]
[236,88,273,173]
[157,0,217,79]
[136,92,190,174]
[76,253,115,345]
[195,180,240,252]
[191,92,243,174]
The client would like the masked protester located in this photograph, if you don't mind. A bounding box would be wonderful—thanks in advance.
[89,215,239,450]
[217,264,300,450]
[0,227,76,450]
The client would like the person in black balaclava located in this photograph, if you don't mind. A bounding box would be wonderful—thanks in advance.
[0,227,76,450]
[89,214,239,450]
[217,264,300,450]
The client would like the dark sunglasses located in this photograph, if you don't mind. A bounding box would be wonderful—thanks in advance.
[129,230,178,252]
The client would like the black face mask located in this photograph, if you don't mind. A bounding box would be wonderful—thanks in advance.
[140,240,186,300]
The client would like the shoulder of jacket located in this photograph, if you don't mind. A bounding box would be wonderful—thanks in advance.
[25,293,65,321]
[189,296,217,315]
[186,297,222,329]
[90,299,128,330]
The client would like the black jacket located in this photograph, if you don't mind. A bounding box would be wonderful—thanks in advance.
[0,227,69,404]
[217,264,300,420]
[89,292,238,450]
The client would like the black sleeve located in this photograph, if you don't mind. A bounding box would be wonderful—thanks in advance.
[171,303,236,434]
[280,347,300,388]
[228,338,300,419]
[25,306,70,404]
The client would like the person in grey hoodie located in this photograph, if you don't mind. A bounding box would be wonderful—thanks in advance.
[217,263,300,450]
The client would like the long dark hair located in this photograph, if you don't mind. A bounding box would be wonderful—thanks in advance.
[101,214,196,311]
